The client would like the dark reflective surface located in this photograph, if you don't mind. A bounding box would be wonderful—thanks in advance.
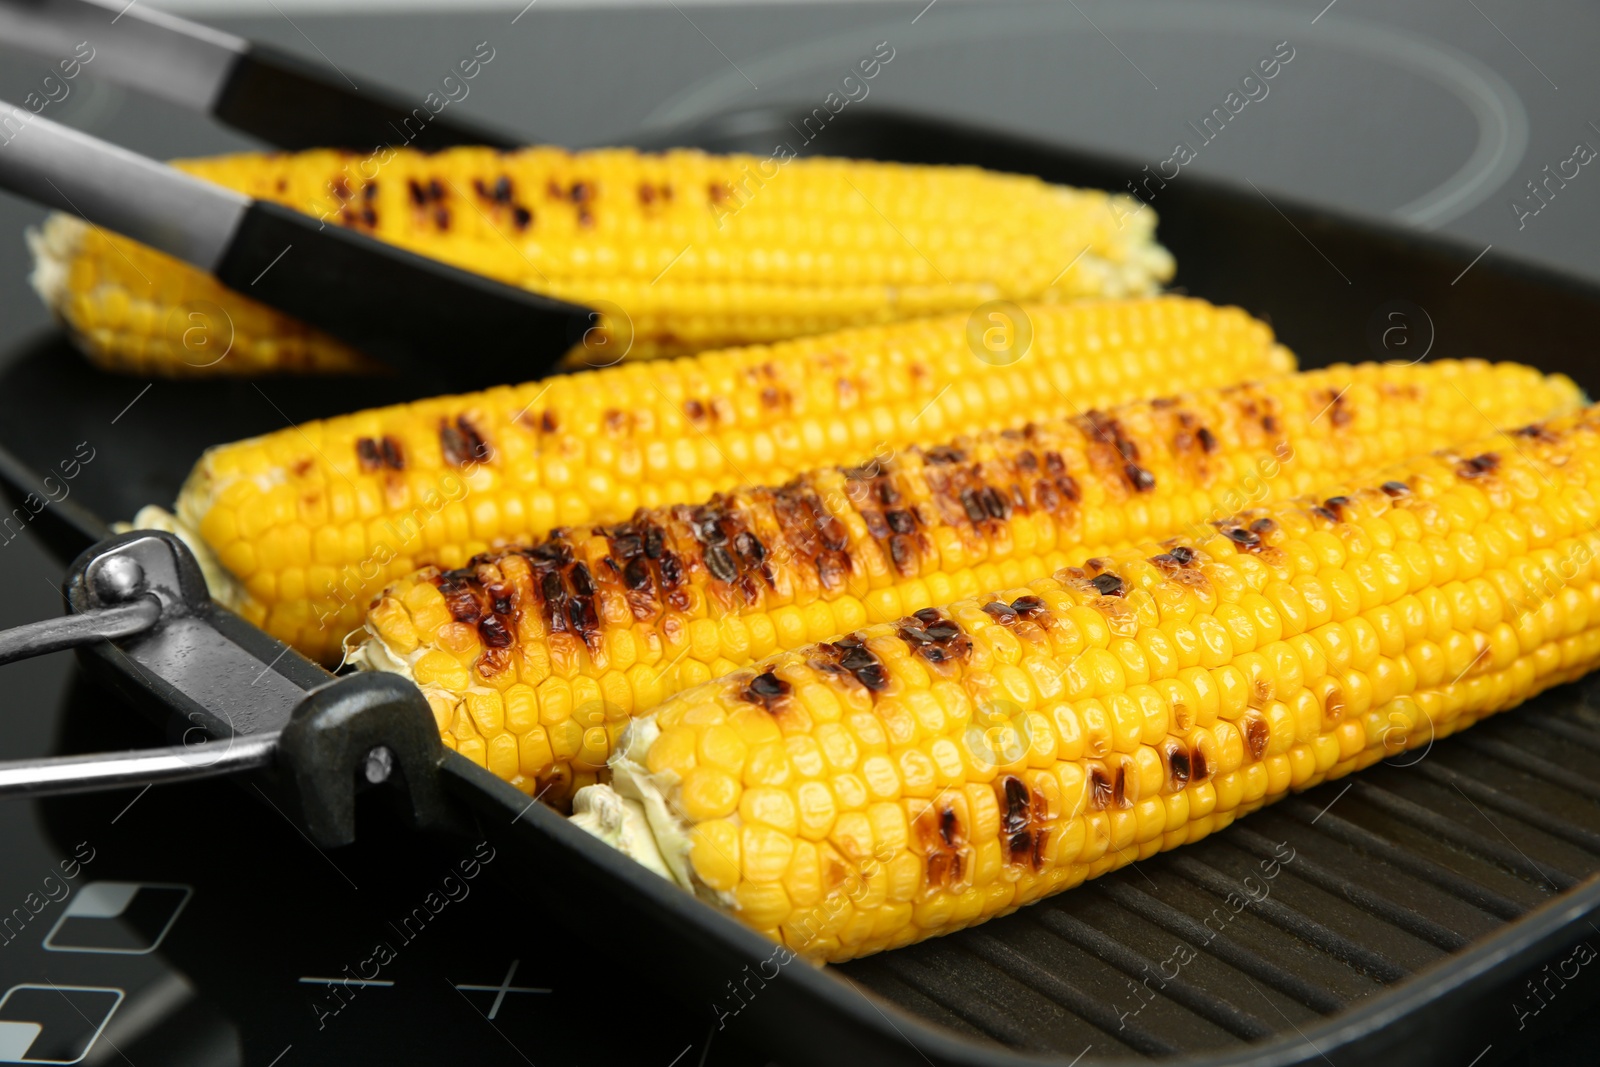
[2,2,1600,1064]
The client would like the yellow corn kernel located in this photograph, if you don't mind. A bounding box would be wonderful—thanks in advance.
[689,819,742,893]
[680,766,742,822]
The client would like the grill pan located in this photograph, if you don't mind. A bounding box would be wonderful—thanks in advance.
[4,108,1600,1066]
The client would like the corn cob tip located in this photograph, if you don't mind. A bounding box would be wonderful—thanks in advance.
[1056,195,1175,298]
[26,214,84,322]
[568,722,689,888]
[575,717,740,908]
[114,505,252,617]
[33,206,378,376]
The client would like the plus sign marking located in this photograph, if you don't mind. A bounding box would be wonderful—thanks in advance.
[452,960,549,1020]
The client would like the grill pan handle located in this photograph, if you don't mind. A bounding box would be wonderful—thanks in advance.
[0,531,462,846]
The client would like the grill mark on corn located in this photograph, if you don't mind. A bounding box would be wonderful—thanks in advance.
[1163,740,1191,791]
[1075,410,1156,493]
[998,775,1051,870]
[815,636,890,692]
[1216,522,1263,552]
[478,614,512,649]
[1001,777,1030,844]
[1090,573,1125,597]
[486,582,514,616]
[356,435,405,471]
[1321,387,1353,427]
[1323,684,1347,724]
[521,409,560,435]
[1089,765,1116,810]
[1515,422,1559,444]
[423,540,603,653]
[915,802,967,889]
[705,545,737,583]
[900,608,972,666]
[742,670,790,712]
[982,600,1019,623]
[473,176,515,204]
[657,551,688,611]
[439,417,490,467]
[499,182,526,225]
[402,178,449,230]
[637,181,673,206]
[1457,452,1500,479]
[1244,715,1270,761]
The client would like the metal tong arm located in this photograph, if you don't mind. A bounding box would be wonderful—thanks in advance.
[0,550,249,798]
[0,733,277,799]
[0,580,227,797]
[0,595,158,667]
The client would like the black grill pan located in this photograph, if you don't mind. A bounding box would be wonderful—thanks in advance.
[5,108,1600,1067]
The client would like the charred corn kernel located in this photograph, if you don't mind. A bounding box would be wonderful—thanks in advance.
[583,407,1600,962]
[56,144,1174,369]
[363,359,1580,805]
[142,296,1293,665]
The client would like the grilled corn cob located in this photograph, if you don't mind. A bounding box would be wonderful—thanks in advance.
[352,360,1581,803]
[28,145,1173,376]
[136,297,1293,664]
[574,407,1600,961]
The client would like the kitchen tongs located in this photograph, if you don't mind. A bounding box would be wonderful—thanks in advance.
[0,2,598,388]
[0,530,458,847]
[0,0,517,150]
